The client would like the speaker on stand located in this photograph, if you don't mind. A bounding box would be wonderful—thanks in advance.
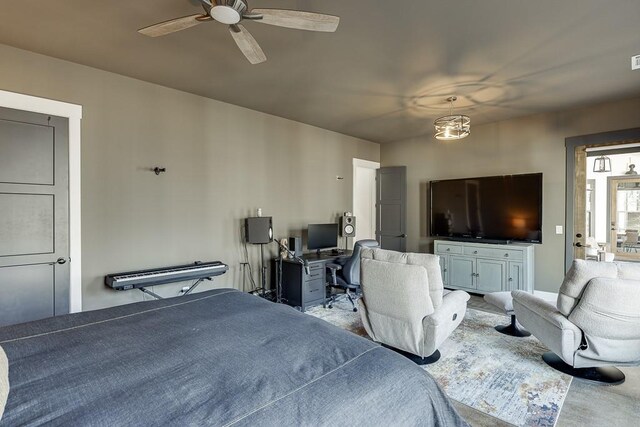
[245,216,273,297]
[339,214,356,250]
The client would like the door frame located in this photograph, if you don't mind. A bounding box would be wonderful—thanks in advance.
[0,90,83,313]
[352,158,380,242]
[565,127,640,272]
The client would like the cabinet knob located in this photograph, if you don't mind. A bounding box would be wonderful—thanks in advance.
[446,248,450,251]
[504,253,509,257]
[443,268,447,272]
[473,250,478,254]
[509,277,513,282]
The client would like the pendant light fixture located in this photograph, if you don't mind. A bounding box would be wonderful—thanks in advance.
[434,96,470,141]
[592,155,612,173]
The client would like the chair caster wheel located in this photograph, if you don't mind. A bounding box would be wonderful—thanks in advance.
[353,308,358,312]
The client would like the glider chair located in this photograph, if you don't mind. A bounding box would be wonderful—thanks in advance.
[512,259,640,385]
[358,248,470,365]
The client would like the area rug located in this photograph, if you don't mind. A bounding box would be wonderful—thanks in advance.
[306,301,572,427]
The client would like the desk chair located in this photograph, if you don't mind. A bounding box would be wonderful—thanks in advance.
[326,239,379,312]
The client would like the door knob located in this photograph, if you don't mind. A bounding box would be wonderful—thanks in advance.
[56,257,67,265]
[575,242,583,248]
[397,234,407,238]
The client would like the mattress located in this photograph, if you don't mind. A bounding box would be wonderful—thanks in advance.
[0,289,467,426]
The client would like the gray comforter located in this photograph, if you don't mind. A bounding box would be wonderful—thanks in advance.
[0,289,467,426]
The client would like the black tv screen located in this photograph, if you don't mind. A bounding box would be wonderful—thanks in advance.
[430,173,543,243]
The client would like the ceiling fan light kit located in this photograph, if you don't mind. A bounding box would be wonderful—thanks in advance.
[434,96,471,141]
[138,0,339,64]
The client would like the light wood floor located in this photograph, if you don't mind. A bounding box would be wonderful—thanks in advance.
[460,294,640,427]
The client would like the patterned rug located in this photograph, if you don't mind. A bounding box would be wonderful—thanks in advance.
[306,301,572,427]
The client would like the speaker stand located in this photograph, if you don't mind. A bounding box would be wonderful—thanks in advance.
[259,243,267,298]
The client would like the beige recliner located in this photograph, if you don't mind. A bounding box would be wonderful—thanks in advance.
[513,259,640,384]
[358,248,470,364]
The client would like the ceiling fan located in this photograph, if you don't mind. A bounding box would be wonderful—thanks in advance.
[138,0,340,64]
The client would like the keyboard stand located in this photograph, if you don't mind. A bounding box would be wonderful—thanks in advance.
[139,277,212,300]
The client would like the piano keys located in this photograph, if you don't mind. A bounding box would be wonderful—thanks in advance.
[105,261,228,291]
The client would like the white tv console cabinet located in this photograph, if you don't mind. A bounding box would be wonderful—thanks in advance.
[434,240,534,294]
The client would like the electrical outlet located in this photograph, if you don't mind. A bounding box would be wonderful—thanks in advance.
[555,225,563,235]
[633,54,640,71]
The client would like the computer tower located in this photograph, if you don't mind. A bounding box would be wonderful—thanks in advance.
[339,215,356,237]
[245,217,273,244]
[288,236,302,257]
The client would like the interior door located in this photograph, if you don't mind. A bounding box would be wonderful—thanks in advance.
[376,166,406,251]
[0,107,69,326]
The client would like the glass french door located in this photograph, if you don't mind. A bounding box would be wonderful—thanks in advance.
[610,176,640,261]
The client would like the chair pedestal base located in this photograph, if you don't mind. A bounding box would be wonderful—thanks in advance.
[495,315,531,337]
[382,344,441,365]
[542,352,626,385]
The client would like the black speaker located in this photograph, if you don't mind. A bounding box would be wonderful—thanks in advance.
[245,217,273,244]
[340,216,356,237]
[288,236,302,257]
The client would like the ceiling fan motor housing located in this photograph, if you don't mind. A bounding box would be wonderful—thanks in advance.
[210,0,248,25]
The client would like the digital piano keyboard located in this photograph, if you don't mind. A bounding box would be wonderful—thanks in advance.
[105,261,228,291]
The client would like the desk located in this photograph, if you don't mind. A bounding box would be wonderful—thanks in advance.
[276,251,352,312]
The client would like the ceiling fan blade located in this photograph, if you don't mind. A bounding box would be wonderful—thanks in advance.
[248,9,339,32]
[229,24,267,64]
[138,14,211,37]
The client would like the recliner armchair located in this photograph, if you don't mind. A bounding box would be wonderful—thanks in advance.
[357,248,470,364]
[513,259,640,384]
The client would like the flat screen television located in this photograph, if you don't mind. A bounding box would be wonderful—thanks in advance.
[430,173,543,243]
[307,223,339,252]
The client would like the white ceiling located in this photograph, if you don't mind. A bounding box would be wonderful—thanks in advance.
[0,0,639,143]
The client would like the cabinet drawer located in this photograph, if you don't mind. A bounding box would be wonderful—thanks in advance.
[304,278,325,300]
[304,266,324,282]
[435,242,463,254]
[463,246,523,261]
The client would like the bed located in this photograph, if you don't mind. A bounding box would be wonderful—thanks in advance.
[0,289,467,426]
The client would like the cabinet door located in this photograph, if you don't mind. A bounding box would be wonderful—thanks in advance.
[508,262,524,291]
[476,258,507,292]
[449,255,476,289]
[439,256,449,285]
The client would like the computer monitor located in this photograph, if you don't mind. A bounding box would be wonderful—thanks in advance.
[307,223,338,253]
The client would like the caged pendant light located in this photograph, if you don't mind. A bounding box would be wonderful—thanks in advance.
[592,155,612,173]
[434,96,471,141]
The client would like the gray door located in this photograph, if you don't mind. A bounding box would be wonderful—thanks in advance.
[0,107,69,326]
[376,166,406,251]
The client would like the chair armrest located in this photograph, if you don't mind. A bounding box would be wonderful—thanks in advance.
[422,290,469,355]
[569,278,640,340]
[424,290,470,327]
[512,291,575,330]
[325,263,342,271]
[512,290,582,364]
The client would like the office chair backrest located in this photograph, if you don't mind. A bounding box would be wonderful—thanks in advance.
[343,239,380,285]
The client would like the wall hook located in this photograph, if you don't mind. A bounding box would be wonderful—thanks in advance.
[153,167,166,175]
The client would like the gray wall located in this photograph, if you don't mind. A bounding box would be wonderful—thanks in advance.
[0,44,379,310]
[381,96,640,292]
